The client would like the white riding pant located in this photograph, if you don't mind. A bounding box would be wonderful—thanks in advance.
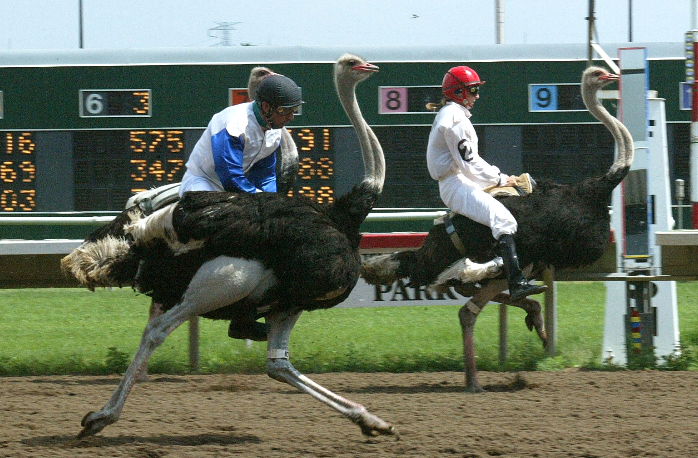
[438,173,517,240]
[179,172,224,195]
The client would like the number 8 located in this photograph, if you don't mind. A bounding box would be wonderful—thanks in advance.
[385,90,402,111]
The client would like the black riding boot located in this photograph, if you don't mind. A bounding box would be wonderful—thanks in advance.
[228,319,268,341]
[498,234,547,301]
[227,306,268,341]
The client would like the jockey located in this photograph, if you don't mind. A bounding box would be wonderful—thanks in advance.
[426,66,546,301]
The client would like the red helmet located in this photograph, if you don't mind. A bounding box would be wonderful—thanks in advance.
[442,66,485,103]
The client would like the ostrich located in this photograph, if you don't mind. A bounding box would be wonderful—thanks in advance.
[362,66,632,392]
[128,65,301,380]
[62,53,397,439]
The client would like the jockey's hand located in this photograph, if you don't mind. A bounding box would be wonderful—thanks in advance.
[503,175,518,187]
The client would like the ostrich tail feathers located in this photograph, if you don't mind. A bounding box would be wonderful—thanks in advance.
[276,128,299,195]
[360,253,402,285]
[61,236,139,290]
[427,257,504,293]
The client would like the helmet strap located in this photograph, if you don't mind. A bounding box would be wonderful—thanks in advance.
[254,101,278,129]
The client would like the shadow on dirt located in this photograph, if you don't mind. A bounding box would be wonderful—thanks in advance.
[22,431,262,448]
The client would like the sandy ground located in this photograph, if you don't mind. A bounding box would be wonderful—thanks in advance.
[1,369,697,457]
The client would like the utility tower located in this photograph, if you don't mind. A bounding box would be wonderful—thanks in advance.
[208,22,241,46]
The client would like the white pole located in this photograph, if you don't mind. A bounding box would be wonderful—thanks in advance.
[495,0,507,364]
[691,0,698,226]
[78,0,83,49]
[495,0,504,44]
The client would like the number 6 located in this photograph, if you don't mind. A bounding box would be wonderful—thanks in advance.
[85,93,104,115]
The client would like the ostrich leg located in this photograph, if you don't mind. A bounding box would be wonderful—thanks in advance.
[78,256,271,438]
[458,279,508,393]
[458,278,548,392]
[136,300,164,382]
[265,308,398,439]
[78,297,195,438]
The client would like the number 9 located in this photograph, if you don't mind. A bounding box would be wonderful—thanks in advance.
[535,88,551,108]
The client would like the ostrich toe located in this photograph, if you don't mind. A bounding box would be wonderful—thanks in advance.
[77,410,116,439]
[352,410,400,440]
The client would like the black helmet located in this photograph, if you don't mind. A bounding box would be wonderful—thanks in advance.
[255,74,304,108]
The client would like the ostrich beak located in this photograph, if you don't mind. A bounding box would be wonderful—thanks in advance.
[354,63,379,73]
[600,72,619,82]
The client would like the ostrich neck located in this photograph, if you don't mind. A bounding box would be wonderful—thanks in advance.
[582,86,634,176]
[335,78,385,191]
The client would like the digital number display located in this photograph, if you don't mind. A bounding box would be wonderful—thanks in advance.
[128,130,186,194]
[285,127,333,203]
[79,89,151,117]
[379,86,442,114]
[529,84,585,112]
[0,126,338,211]
[0,132,36,211]
[73,129,189,210]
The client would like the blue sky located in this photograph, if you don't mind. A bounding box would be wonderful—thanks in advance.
[0,0,692,50]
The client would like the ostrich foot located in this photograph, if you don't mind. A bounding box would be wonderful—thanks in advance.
[77,410,117,439]
[349,407,400,439]
[525,313,549,348]
[492,293,548,348]
[465,382,485,394]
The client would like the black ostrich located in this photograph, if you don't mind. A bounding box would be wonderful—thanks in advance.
[62,53,398,439]
[361,66,633,392]
[127,65,301,381]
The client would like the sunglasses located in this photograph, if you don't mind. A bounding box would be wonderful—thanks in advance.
[466,85,480,95]
[276,106,300,115]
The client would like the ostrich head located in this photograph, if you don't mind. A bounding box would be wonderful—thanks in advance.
[247,66,276,101]
[582,66,619,93]
[334,53,379,89]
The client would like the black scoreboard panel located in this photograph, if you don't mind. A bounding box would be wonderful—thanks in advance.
[373,125,442,208]
[1,131,36,211]
[72,129,195,210]
[0,127,350,212]
[1,123,624,212]
[0,125,442,212]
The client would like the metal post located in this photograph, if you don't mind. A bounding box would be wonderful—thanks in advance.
[543,267,557,357]
[78,0,83,49]
[495,0,505,44]
[628,0,633,42]
[189,316,199,372]
[676,179,685,229]
[498,304,507,365]
[587,0,596,66]
[684,0,698,229]
[493,0,507,364]
[690,1,698,226]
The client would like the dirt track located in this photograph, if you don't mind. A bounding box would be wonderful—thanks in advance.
[1,369,697,457]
